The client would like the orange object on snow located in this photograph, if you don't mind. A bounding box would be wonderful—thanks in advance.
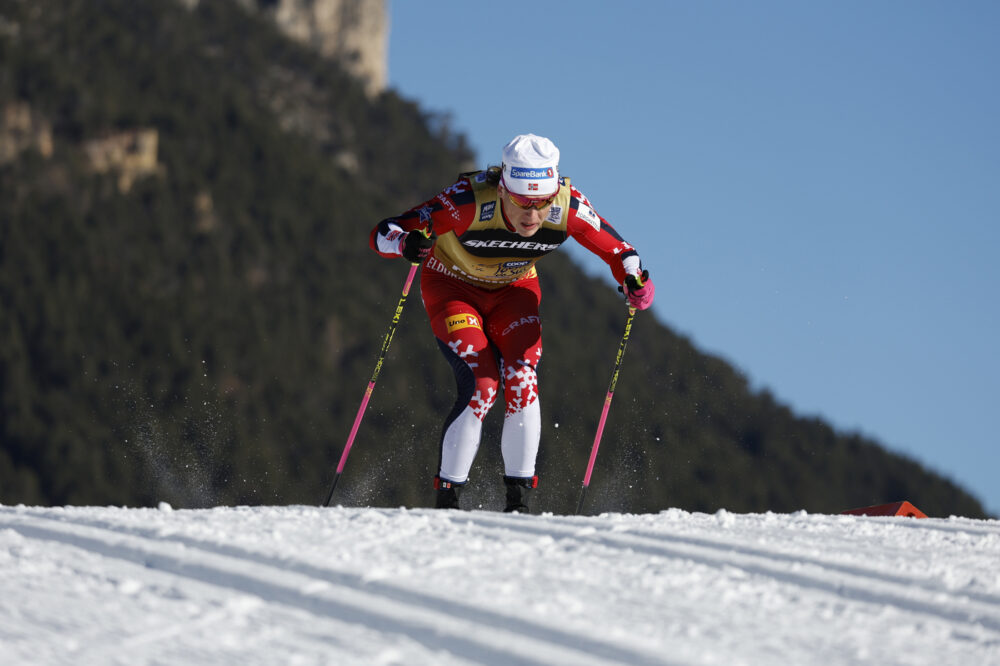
[841,501,927,518]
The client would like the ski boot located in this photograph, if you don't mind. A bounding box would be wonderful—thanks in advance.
[434,476,464,509]
[503,475,538,513]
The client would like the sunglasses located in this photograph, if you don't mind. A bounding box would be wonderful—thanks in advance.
[505,187,558,210]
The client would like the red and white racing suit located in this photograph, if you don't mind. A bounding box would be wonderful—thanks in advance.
[370,170,645,485]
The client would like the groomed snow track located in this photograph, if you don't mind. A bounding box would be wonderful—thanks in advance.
[2,505,998,665]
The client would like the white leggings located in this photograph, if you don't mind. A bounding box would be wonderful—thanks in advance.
[439,363,541,483]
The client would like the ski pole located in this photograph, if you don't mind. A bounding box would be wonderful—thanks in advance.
[576,305,637,515]
[323,230,430,507]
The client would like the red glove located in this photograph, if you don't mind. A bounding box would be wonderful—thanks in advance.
[622,270,655,310]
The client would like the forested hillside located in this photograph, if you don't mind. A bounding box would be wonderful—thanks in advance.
[0,0,988,517]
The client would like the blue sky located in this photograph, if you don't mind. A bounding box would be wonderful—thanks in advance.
[386,1,1000,515]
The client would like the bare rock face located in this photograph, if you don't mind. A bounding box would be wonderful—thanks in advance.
[83,129,164,193]
[270,0,387,96]
[1,101,53,165]
[181,0,388,96]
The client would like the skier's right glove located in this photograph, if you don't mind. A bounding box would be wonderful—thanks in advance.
[400,228,436,264]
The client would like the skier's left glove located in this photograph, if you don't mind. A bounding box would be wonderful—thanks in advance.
[400,228,436,263]
[621,270,655,310]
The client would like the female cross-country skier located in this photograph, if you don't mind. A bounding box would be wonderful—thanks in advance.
[370,134,655,512]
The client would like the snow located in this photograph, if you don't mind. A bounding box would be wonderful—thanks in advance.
[1,504,998,665]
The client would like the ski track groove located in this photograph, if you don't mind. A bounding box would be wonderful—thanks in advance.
[888,516,1000,538]
[545,514,1000,608]
[0,508,672,666]
[467,512,1000,634]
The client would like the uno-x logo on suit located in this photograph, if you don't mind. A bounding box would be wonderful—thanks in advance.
[446,314,482,333]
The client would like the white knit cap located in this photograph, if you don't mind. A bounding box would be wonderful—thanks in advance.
[501,134,560,196]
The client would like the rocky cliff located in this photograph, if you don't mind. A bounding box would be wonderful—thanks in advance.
[179,0,388,96]
[0,101,53,165]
